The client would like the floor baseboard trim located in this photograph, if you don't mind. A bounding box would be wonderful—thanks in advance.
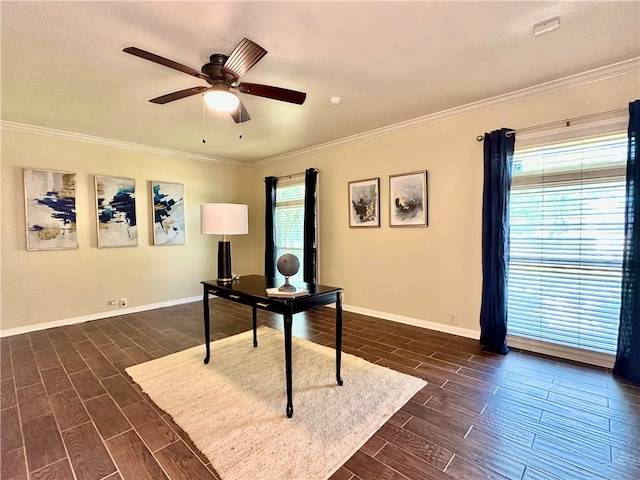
[0,296,201,338]
[341,305,615,369]
[507,335,614,369]
[3,299,614,369]
[1,298,480,341]
[342,304,480,340]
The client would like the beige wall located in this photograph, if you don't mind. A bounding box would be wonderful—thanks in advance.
[1,129,255,333]
[250,71,639,335]
[2,69,638,336]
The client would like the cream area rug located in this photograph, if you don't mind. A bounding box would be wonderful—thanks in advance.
[126,326,426,480]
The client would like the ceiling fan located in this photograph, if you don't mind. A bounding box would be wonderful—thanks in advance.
[123,38,306,123]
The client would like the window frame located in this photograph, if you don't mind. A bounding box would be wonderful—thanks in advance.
[274,174,309,285]
[506,118,628,368]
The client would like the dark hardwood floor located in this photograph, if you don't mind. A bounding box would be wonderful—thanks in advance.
[2,298,640,480]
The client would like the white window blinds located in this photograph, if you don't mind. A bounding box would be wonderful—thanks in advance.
[508,132,627,357]
[275,177,306,284]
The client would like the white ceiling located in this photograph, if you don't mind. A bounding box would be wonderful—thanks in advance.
[2,1,639,164]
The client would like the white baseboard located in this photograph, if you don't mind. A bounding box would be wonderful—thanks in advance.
[342,305,615,369]
[1,298,478,340]
[1,298,614,369]
[507,335,614,369]
[0,296,201,338]
[341,304,480,340]
[2,296,478,342]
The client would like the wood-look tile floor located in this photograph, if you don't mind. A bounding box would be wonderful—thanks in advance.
[2,299,640,480]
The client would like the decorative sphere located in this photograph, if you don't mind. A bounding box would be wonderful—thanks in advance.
[277,254,300,277]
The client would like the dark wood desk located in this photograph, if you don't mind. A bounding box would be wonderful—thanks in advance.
[201,274,343,418]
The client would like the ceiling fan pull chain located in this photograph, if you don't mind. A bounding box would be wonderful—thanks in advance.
[238,103,243,139]
[202,95,207,143]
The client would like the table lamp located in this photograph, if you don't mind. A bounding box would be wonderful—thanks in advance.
[201,203,248,283]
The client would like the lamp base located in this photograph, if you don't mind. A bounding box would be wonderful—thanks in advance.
[217,240,232,284]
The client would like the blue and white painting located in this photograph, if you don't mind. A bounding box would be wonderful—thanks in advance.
[151,181,185,245]
[24,169,78,250]
[95,175,137,247]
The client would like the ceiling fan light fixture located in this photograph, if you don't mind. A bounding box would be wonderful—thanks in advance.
[204,90,240,112]
[124,39,306,123]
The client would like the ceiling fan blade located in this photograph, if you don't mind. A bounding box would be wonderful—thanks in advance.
[150,86,210,104]
[237,83,306,105]
[222,38,267,81]
[123,47,209,80]
[230,101,251,123]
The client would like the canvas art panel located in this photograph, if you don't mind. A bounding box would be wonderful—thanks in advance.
[151,181,185,246]
[24,168,78,250]
[348,177,380,227]
[95,175,137,248]
[389,170,428,227]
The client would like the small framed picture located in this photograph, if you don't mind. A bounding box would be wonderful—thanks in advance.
[348,177,380,228]
[389,171,428,227]
[95,175,137,248]
[151,181,185,246]
[24,168,78,250]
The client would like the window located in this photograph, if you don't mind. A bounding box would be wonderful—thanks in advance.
[508,131,627,361]
[275,176,306,284]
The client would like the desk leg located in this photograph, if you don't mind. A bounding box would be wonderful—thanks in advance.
[252,306,258,347]
[283,313,294,418]
[336,291,343,386]
[203,286,211,364]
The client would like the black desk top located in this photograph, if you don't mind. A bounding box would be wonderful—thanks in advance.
[202,274,342,299]
[200,274,343,418]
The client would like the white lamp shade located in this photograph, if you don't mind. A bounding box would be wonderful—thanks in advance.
[201,203,248,235]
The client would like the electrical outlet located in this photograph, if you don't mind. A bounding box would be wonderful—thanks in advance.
[108,299,118,306]
[120,297,128,307]
[449,312,458,325]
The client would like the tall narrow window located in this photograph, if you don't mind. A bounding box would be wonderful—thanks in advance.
[508,131,627,364]
[275,176,306,284]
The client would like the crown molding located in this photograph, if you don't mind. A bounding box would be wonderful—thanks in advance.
[3,57,638,167]
[0,120,245,166]
[258,57,640,165]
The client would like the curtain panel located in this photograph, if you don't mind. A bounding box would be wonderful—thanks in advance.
[264,176,277,278]
[613,100,640,383]
[479,128,515,355]
[303,168,318,284]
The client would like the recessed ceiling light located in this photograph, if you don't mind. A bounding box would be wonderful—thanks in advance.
[330,96,342,105]
[533,17,561,36]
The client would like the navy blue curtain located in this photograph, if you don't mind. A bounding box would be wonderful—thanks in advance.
[303,168,318,284]
[479,128,515,355]
[613,100,640,383]
[264,176,277,278]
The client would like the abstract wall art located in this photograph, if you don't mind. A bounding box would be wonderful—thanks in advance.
[151,181,185,246]
[348,177,380,227]
[24,168,78,250]
[95,175,137,248]
[389,170,428,227]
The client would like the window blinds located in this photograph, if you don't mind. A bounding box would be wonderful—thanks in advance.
[275,178,306,283]
[508,133,627,356]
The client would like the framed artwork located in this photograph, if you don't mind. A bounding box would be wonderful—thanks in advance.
[151,181,185,246]
[24,168,78,250]
[95,175,137,248]
[348,177,380,228]
[389,170,428,227]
